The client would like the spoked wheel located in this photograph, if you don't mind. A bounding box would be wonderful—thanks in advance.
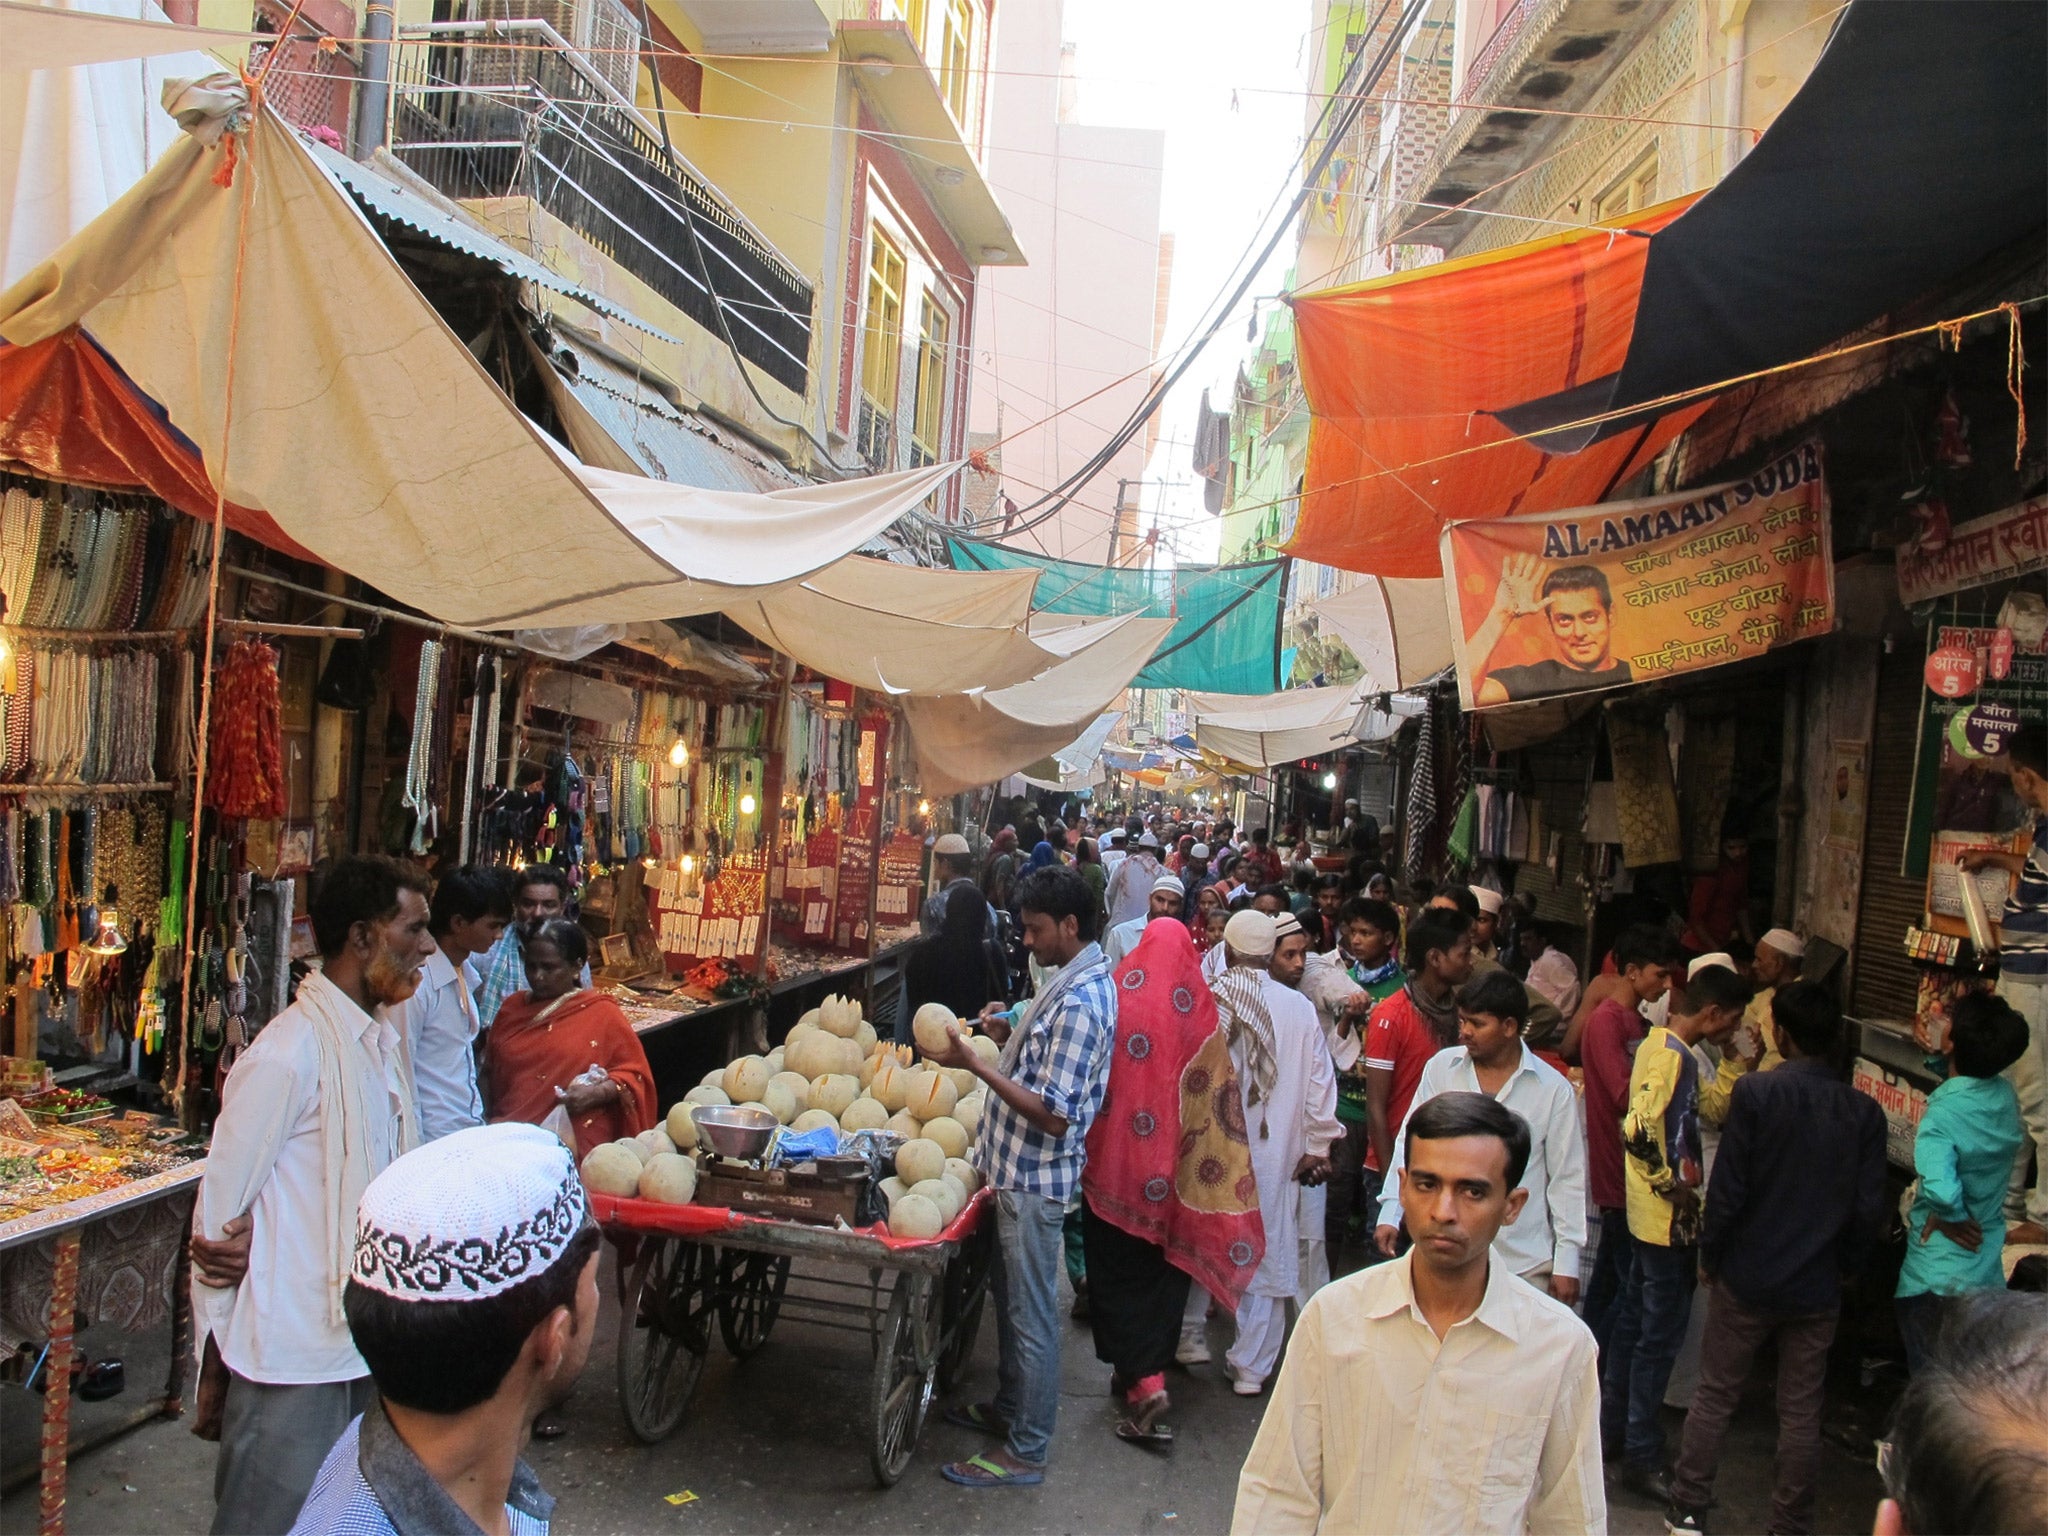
[617,1238,716,1443]
[716,1249,790,1359]
[867,1271,940,1487]
[937,1222,994,1391]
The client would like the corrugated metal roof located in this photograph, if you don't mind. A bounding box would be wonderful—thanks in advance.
[304,137,689,351]
[543,331,802,493]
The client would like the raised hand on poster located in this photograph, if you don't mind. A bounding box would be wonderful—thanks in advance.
[1493,551,1546,617]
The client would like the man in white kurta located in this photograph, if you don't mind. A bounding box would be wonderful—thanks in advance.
[1194,910,1340,1394]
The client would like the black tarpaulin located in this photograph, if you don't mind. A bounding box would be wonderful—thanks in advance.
[1496,0,2048,452]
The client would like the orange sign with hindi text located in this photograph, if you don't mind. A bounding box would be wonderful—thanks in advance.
[1441,444,1835,711]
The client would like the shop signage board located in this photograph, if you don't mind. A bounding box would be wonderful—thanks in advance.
[1852,1056,1930,1168]
[1440,445,1835,710]
[1894,494,2048,606]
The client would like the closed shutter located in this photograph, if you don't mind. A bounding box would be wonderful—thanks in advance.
[1850,647,1926,1022]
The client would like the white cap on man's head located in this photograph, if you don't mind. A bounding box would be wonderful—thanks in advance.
[1151,874,1185,899]
[933,833,970,856]
[350,1124,590,1303]
[1190,843,1211,859]
[1758,927,1806,958]
[1223,909,1276,958]
[1138,832,1160,849]
[1270,912,1304,942]
[1470,886,1503,915]
[1688,952,1736,981]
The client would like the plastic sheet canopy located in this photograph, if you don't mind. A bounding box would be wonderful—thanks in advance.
[944,537,1285,694]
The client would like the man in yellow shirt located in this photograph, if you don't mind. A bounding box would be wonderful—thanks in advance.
[1742,928,1805,1074]
[1600,964,1753,1503]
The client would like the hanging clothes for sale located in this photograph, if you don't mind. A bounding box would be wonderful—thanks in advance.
[1404,703,1437,886]
[1604,708,1683,868]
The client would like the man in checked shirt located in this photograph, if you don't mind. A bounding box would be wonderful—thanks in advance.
[928,864,1118,1489]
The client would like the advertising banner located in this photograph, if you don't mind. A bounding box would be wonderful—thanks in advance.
[1895,494,2048,606]
[1441,444,1835,710]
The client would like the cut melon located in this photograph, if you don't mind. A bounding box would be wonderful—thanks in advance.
[871,1060,911,1112]
[808,1073,859,1119]
[903,1069,958,1122]
[722,1056,770,1103]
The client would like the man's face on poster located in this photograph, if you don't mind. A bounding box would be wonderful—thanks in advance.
[1546,583,1612,671]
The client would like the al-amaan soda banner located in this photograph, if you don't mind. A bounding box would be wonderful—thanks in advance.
[1441,444,1835,710]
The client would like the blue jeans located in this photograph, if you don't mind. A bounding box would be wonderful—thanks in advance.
[989,1187,1067,1466]
[1583,1207,1635,1361]
[1600,1239,1697,1468]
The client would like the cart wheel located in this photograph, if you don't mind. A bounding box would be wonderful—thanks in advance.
[867,1272,940,1487]
[716,1249,790,1359]
[937,1220,995,1391]
[617,1239,715,1444]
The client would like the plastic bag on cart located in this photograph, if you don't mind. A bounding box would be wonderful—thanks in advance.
[838,1129,906,1226]
[769,1124,842,1167]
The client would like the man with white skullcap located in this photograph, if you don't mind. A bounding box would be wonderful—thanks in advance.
[1104,873,1186,966]
[292,1124,599,1536]
[1468,886,1504,961]
[1743,928,1806,1074]
[1180,911,1339,1392]
[1104,831,1166,931]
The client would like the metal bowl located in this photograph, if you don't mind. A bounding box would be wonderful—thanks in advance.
[690,1103,780,1162]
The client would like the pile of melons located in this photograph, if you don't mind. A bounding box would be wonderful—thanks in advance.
[579,995,994,1234]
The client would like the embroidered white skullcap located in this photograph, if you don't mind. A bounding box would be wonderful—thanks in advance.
[1470,886,1504,915]
[1151,874,1186,898]
[351,1123,590,1302]
[933,833,970,856]
[1137,832,1160,848]
[1688,952,1736,980]
[1758,927,1806,958]
[1190,843,1211,859]
[1270,912,1304,942]
[1223,909,1276,958]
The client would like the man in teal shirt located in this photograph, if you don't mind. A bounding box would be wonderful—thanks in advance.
[1896,992,2030,1371]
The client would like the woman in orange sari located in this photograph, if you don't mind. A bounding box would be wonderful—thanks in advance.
[485,918,656,1160]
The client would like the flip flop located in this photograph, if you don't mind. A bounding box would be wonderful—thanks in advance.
[942,1402,1010,1437]
[941,1452,1045,1488]
[1115,1389,1173,1450]
[532,1411,568,1440]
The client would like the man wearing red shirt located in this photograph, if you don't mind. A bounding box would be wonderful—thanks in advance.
[1362,910,1474,1244]
[1578,924,1678,1355]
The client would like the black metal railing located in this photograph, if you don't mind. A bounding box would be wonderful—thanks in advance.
[856,399,895,471]
[391,21,813,395]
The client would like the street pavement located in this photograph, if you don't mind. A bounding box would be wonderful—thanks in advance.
[3,1248,1887,1535]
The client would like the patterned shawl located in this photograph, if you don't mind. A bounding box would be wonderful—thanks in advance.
[1211,964,1279,1138]
[1083,920,1265,1309]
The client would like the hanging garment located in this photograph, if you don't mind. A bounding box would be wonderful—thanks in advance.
[1404,704,1437,886]
[205,641,287,819]
[1605,709,1684,868]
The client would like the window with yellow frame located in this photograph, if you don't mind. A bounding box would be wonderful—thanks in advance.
[861,228,906,413]
[912,293,951,457]
[1591,148,1659,223]
[937,0,975,125]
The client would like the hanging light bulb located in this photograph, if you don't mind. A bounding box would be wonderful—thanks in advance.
[680,855,696,872]
[739,794,757,816]
[1322,772,1338,790]
[86,907,128,956]
[668,738,689,767]
[917,799,930,815]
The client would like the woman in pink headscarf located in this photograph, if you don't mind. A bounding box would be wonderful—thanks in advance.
[1082,919,1263,1445]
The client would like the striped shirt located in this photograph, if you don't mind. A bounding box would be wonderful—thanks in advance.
[2001,815,2048,980]
[974,942,1116,1201]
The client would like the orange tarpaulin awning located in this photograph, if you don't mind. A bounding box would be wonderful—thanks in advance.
[1285,196,1712,579]
[0,328,311,559]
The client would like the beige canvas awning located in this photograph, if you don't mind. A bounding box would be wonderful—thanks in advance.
[0,0,257,72]
[1311,578,1454,691]
[0,91,959,628]
[902,612,1172,792]
[1186,681,1374,770]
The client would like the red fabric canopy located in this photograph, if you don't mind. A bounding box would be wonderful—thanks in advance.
[1286,197,1711,578]
[0,329,312,560]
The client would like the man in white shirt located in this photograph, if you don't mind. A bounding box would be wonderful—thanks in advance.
[1099,827,1128,886]
[1104,874,1183,966]
[389,866,510,1142]
[1191,911,1340,1395]
[189,857,436,1534]
[1233,1092,1604,1534]
[1375,969,1586,1303]
[1103,832,1165,930]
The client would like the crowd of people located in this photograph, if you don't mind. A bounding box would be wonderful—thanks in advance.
[178,791,2048,1535]
[903,800,2048,1533]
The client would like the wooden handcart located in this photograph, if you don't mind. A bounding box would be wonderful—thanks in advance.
[588,1187,994,1486]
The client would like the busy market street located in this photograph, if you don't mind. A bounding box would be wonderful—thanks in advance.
[2,0,2046,1533]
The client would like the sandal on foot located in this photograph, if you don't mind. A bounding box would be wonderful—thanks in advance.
[942,1402,1010,1437]
[940,1452,1045,1488]
[1115,1390,1173,1449]
[532,1410,568,1440]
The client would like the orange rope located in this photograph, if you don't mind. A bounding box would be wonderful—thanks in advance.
[2004,302,2029,470]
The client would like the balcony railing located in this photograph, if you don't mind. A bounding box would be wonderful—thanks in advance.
[856,399,895,472]
[390,19,814,395]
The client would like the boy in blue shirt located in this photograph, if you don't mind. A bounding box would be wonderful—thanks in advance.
[1895,991,2030,1372]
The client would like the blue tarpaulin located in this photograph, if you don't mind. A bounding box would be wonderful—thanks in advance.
[944,538,1286,694]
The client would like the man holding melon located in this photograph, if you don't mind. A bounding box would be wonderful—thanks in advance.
[926,865,1118,1489]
